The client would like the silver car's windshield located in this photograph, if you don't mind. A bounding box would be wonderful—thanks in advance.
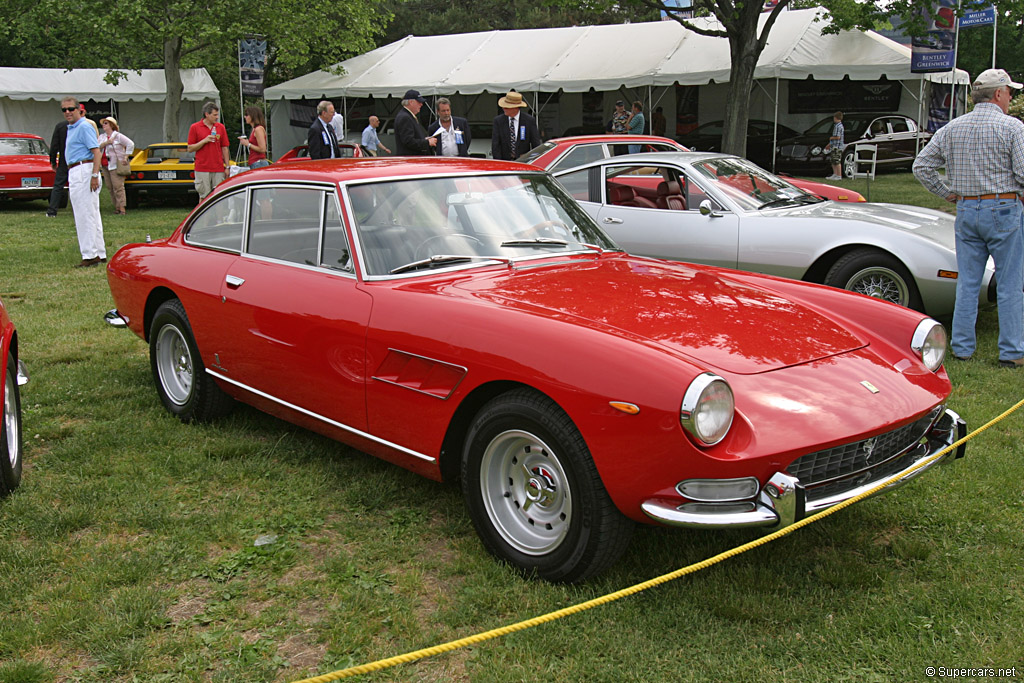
[690,157,817,211]
[347,173,618,276]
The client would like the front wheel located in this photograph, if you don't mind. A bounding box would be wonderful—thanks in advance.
[461,389,633,582]
[842,150,856,178]
[824,248,923,311]
[149,299,234,423]
[1,351,24,497]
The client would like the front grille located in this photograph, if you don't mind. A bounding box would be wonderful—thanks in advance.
[780,144,808,158]
[787,406,943,502]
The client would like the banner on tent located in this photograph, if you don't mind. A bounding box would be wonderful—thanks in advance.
[239,35,268,97]
[788,79,901,114]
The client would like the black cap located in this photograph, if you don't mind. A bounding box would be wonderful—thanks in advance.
[615,100,625,107]
[403,89,426,103]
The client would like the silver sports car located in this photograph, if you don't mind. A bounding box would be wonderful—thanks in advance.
[552,151,992,318]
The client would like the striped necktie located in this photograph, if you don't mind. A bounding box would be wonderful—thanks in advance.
[509,117,516,158]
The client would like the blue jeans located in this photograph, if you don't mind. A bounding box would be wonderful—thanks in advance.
[952,197,1024,361]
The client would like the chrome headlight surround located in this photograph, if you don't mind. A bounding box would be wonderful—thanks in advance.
[680,373,735,446]
[911,319,947,372]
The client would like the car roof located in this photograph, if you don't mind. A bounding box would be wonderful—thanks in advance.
[547,134,682,146]
[0,132,44,140]
[218,156,538,188]
[550,150,728,172]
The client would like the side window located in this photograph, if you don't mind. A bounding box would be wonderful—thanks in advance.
[889,118,910,134]
[604,165,682,209]
[870,120,887,135]
[321,194,353,272]
[185,190,246,252]
[247,187,322,265]
[554,168,592,201]
[550,144,604,173]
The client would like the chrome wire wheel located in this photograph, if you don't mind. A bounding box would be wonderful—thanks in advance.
[3,364,19,475]
[844,266,910,306]
[155,324,194,406]
[479,429,572,556]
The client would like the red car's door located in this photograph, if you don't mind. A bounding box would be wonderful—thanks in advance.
[211,186,372,430]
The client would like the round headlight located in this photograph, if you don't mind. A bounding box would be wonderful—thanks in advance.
[811,145,823,156]
[911,319,947,372]
[680,373,735,446]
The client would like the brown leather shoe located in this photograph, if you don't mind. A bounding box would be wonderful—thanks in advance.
[999,357,1024,368]
[74,257,101,268]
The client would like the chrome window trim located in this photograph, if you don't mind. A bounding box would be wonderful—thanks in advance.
[182,187,251,254]
[206,368,435,463]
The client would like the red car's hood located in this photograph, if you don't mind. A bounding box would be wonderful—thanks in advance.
[452,256,866,375]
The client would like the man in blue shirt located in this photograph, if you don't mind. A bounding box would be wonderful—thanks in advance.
[361,116,391,156]
[62,96,105,268]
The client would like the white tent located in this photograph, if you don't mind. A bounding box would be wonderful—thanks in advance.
[263,8,969,157]
[0,67,220,148]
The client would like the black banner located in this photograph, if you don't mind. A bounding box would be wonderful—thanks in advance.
[788,79,901,114]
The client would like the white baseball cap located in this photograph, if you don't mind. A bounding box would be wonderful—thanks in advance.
[972,68,1023,90]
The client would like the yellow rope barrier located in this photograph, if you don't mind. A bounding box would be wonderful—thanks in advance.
[292,398,1024,683]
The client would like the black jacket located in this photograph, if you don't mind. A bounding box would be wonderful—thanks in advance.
[394,107,433,156]
[428,116,472,157]
[307,117,340,160]
[491,112,540,161]
[50,121,69,169]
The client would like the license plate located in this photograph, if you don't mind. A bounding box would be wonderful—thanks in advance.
[158,171,176,180]
[21,177,41,188]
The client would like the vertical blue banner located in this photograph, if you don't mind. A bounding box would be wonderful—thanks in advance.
[911,0,957,73]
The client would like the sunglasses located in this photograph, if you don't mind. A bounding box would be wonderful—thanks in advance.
[61,107,78,112]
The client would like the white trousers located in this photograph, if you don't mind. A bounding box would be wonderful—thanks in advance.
[68,164,105,259]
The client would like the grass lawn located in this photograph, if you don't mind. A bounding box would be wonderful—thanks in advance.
[0,177,1022,682]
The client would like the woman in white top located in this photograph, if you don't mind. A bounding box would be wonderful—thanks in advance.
[98,117,135,215]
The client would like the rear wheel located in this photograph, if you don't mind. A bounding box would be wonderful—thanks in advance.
[825,248,923,310]
[461,389,633,582]
[1,351,23,497]
[149,299,234,422]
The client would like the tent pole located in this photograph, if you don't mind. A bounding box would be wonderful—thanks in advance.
[772,77,779,172]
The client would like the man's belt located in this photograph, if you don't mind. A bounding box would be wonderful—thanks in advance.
[960,193,1020,200]
[68,159,94,169]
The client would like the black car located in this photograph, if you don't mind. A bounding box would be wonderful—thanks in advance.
[775,113,931,178]
[676,119,799,168]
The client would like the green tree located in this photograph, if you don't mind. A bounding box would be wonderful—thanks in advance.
[0,0,389,141]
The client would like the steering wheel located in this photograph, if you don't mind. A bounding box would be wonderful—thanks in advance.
[414,233,483,260]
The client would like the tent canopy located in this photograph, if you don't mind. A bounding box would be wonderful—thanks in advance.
[265,7,970,101]
[0,67,219,102]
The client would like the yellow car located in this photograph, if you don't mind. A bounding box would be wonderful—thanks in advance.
[123,143,235,208]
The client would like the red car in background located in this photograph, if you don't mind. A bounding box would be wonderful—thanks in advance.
[0,133,58,204]
[104,157,962,581]
[275,143,363,163]
[520,134,866,203]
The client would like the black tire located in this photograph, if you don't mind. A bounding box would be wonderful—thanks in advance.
[1,351,24,497]
[824,248,923,311]
[461,389,633,583]
[125,189,139,210]
[149,300,234,423]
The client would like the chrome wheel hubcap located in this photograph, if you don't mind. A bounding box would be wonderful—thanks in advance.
[846,266,909,306]
[480,429,571,555]
[156,325,193,406]
[3,369,18,472]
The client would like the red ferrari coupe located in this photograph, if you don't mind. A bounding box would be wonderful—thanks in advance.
[1,296,27,497]
[0,133,57,204]
[104,158,963,581]
[520,134,867,203]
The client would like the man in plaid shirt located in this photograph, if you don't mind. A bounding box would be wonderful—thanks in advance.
[914,68,1024,368]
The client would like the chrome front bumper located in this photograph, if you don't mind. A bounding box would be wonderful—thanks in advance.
[103,309,128,328]
[16,359,29,386]
[642,408,966,530]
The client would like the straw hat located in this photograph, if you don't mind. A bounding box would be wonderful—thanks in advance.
[498,91,528,108]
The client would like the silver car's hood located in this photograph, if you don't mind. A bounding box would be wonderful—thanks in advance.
[770,201,955,250]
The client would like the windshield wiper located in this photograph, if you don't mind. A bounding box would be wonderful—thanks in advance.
[500,237,569,248]
[389,254,476,274]
[758,196,801,210]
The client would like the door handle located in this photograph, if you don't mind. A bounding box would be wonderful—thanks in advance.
[603,217,624,224]
[225,275,245,288]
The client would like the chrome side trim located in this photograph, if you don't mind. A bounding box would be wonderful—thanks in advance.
[205,368,436,463]
[103,309,128,328]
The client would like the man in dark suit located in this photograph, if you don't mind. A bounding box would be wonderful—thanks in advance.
[46,118,69,217]
[491,90,540,161]
[307,100,341,160]
[428,97,472,157]
[394,89,437,156]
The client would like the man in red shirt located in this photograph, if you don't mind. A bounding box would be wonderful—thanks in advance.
[186,101,230,201]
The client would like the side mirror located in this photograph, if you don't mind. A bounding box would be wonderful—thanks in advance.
[699,199,720,217]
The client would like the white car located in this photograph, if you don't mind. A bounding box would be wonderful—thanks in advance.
[552,151,993,318]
